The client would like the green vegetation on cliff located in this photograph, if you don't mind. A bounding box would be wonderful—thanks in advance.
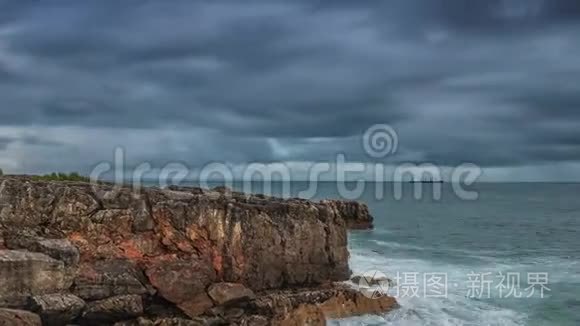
[31,172,90,182]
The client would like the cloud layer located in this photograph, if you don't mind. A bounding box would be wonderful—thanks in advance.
[0,0,579,180]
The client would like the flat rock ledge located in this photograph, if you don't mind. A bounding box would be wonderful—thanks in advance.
[0,176,389,325]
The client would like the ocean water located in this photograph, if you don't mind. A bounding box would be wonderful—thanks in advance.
[222,182,580,326]
[165,181,580,325]
[329,183,580,326]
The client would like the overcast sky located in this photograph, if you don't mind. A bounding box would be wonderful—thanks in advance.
[0,0,579,181]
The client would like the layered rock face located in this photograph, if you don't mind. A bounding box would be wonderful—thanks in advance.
[0,176,390,325]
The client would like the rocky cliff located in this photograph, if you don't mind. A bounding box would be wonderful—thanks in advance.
[0,176,390,325]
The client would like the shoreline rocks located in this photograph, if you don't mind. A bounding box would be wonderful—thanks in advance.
[245,284,398,325]
[0,176,391,325]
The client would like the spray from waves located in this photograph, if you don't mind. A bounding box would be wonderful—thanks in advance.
[368,239,504,259]
[365,239,579,269]
[369,240,425,251]
[335,248,528,326]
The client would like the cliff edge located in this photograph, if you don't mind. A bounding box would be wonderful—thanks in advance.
[0,176,391,325]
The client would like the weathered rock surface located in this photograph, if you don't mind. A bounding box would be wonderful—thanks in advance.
[207,283,255,306]
[81,294,143,324]
[0,176,390,324]
[0,178,355,289]
[73,259,149,300]
[322,200,374,229]
[28,293,85,325]
[0,250,72,307]
[118,284,397,326]
[145,258,216,318]
[0,308,42,326]
[5,234,80,266]
[114,316,223,326]
[246,284,398,325]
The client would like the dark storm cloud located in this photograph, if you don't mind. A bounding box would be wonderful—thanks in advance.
[315,0,580,36]
[0,0,412,137]
[0,0,580,174]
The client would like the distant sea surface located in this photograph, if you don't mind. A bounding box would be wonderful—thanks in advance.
[162,181,580,326]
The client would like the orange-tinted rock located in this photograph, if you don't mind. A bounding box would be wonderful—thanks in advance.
[0,176,387,321]
[0,177,356,291]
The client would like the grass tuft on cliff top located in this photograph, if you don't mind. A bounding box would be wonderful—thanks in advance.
[31,172,90,182]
